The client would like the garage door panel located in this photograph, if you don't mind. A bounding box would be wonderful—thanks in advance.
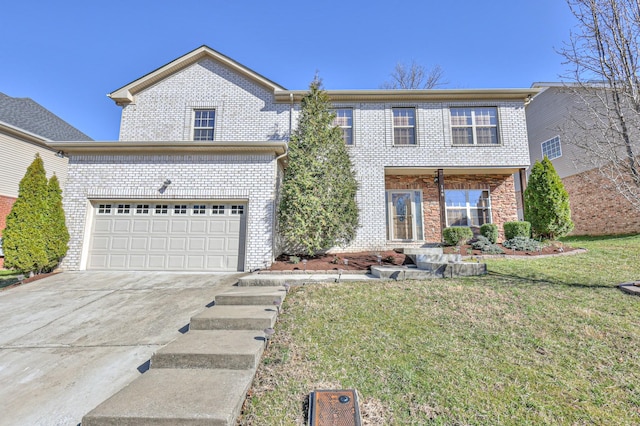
[148,255,166,268]
[189,237,206,251]
[169,237,186,251]
[151,220,169,233]
[92,236,110,250]
[208,238,225,251]
[150,237,167,250]
[111,237,129,250]
[209,221,225,233]
[109,255,127,268]
[93,219,111,233]
[88,201,246,272]
[171,220,188,233]
[132,220,150,233]
[128,255,146,269]
[113,220,131,233]
[130,237,148,250]
[168,255,185,269]
[228,220,241,233]
[190,220,207,233]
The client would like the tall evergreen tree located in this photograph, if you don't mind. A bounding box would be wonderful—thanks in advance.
[524,156,574,240]
[278,78,359,255]
[2,154,49,274]
[44,174,69,271]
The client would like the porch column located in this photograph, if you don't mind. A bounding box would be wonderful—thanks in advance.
[518,168,527,213]
[437,168,446,240]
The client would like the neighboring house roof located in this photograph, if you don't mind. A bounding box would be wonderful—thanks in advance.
[108,45,287,105]
[0,92,92,141]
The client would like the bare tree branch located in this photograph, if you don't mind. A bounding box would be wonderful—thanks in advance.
[559,0,640,211]
[380,61,447,89]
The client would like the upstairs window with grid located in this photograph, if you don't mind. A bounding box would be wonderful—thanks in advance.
[193,110,215,141]
[332,108,353,145]
[393,108,416,145]
[541,136,562,160]
[450,107,499,145]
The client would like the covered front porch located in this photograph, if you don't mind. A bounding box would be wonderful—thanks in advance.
[384,167,527,244]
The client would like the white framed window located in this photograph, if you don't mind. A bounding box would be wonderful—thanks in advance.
[154,204,168,215]
[231,205,244,215]
[116,204,131,215]
[386,190,424,241]
[541,136,562,160]
[450,107,499,145]
[193,109,215,141]
[173,204,187,215]
[333,108,353,145]
[97,204,112,215]
[445,189,491,227]
[211,205,225,215]
[192,205,206,215]
[135,204,150,214]
[392,108,416,145]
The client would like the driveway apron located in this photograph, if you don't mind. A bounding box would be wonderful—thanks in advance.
[0,271,241,426]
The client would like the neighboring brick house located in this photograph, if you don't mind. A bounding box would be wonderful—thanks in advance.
[526,83,640,236]
[0,93,92,268]
[50,45,537,272]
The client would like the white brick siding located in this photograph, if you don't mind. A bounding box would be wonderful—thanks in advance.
[61,153,278,271]
[119,59,291,142]
[333,101,530,251]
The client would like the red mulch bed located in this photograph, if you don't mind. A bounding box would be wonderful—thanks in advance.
[268,251,408,272]
[269,243,577,271]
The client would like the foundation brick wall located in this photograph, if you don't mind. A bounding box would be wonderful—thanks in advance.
[385,174,518,243]
[0,195,17,269]
[563,168,640,235]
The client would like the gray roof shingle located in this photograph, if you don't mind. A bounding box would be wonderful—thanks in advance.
[0,92,93,141]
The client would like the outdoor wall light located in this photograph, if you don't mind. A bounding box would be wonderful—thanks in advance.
[55,150,66,158]
[159,178,172,194]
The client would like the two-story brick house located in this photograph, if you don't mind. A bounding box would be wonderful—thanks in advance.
[50,46,537,272]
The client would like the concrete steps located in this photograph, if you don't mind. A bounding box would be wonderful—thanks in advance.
[191,305,278,330]
[82,368,254,426]
[151,330,266,370]
[83,285,285,426]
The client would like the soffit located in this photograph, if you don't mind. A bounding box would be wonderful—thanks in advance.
[47,141,287,156]
[275,88,540,103]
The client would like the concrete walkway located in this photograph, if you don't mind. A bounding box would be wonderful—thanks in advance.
[0,271,242,426]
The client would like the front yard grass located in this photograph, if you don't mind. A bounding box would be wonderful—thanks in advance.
[240,235,640,425]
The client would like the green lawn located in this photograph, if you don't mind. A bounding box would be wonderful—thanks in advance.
[240,235,640,425]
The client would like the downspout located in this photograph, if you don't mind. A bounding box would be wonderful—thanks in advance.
[271,93,293,269]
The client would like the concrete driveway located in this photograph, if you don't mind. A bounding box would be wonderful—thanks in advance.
[0,271,242,426]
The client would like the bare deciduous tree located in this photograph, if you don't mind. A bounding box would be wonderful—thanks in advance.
[381,61,447,89]
[559,0,640,211]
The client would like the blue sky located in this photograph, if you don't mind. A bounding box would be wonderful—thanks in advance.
[1,1,576,140]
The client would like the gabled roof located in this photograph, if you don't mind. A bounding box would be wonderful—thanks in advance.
[108,45,287,105]
[0,92,92,141]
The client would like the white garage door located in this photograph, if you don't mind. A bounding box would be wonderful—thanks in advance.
[87,202,246,271]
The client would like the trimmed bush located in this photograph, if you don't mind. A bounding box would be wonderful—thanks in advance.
[443,227,473,246]
[524,157,574,239]
[482,244,505,255]
[480,223,498,244]
[503,221,531,240]
[503,236,543,252]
